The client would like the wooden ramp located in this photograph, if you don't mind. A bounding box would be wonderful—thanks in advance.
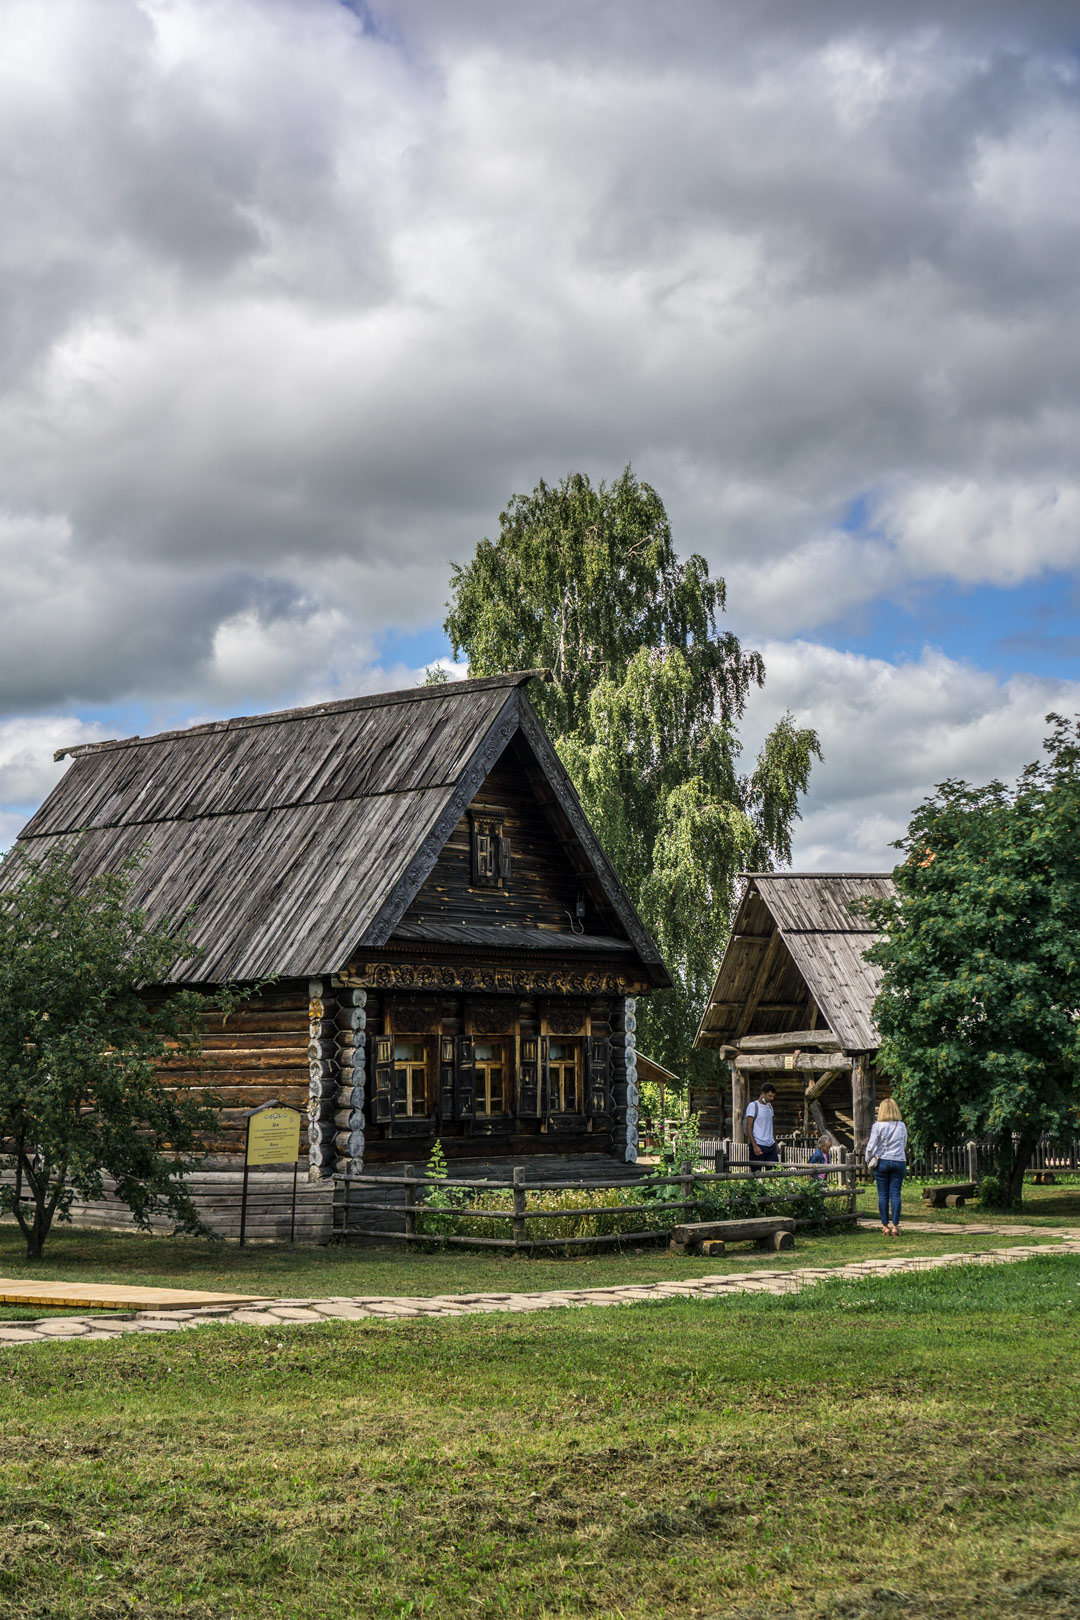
[0,1280,264,1311]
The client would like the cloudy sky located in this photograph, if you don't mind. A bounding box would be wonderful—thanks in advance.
[2,0,1079,867]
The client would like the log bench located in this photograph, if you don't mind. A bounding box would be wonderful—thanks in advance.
[921,1182,977,1209]
[669,1217,795,1257]
[1030,1171,1057,1186]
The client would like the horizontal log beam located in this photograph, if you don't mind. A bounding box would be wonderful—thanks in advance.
[733,1053,853,1073]
[728,1029,842,1054]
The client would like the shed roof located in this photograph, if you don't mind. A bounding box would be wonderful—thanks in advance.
[12,672,669,987]
[694,872,894,1053]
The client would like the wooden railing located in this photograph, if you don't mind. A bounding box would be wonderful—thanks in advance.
[336,1161,859,1250]
[698,1135,1080,1183]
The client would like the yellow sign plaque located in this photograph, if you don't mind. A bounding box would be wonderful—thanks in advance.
[246,1106,302,1167]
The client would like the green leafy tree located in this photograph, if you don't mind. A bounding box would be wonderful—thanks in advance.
[865,716,1080,1207]
[445,467,820,1080]
[0,845,242,1258]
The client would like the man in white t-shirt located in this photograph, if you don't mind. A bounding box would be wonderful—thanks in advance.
[745,1081,779,1174]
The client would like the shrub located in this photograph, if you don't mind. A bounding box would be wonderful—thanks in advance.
[978,1173,1007,1209]
[415,1182,673,1245]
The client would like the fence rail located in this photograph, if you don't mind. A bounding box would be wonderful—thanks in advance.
[696,1135,1080,1183]
[336,1161,859,1250]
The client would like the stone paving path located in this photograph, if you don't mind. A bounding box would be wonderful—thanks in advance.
[1,1223,1077,1351]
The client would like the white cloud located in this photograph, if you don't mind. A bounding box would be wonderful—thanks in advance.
[0,714,109,816]
[0,0,1077,874]
[744,640,1080,869]
[0,0,1076,716]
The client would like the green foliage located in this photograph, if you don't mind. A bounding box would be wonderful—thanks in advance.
[978,1174,1008,1210]
[416,1141,467,1239]
[0,844,246,1258]
[415,1183,672,1244]
[696,1174,830,1227]
[648,1113,704,1198]
[413,1152,832,1245]
[444,467,820,1080]
[865,715,1080,1207]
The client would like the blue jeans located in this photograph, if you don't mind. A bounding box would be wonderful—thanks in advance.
[875,1160,906,1226]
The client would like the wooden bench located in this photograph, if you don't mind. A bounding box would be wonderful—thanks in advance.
[921,1182,977,1209]
[669,1217,795,1257]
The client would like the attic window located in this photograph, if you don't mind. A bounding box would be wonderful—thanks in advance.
[470,812,511,888]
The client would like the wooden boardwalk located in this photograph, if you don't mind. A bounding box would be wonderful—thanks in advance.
[0,1280,264,1310]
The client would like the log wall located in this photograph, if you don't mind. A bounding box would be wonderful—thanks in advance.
[399,747,615,935]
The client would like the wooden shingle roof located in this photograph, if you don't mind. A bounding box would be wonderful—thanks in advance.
[13,673,669,987]
[694,872,895,1053]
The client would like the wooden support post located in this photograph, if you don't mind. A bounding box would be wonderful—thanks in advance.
[681,1159,696,1222]
[731,1063,747,1147]
[844,1149,857,1216]
[513,1166,527,1249]
[403,1164,416,1242]
[966,1140,978,1183]
[852,1054,874,1161]
[239,1159,250,1248]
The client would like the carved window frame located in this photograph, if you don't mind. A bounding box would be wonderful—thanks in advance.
[469,811,510,888]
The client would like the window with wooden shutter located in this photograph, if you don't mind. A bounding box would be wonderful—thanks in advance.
[391,1038,432,1118]
[470,812,509,888]
[439,1035,456,1121]
[473,1040,508,1116]
[517,1036,541,1118]
[548,1038,584,1115]
[371,1033,393,1127]
[455,1036,475,1120]
[586,1035,611,1118]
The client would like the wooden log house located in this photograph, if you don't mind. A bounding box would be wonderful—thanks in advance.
[692,873,895,1159]
[18,671,670,1178]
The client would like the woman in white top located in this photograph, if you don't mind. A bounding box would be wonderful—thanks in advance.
[865,1097,908,1236]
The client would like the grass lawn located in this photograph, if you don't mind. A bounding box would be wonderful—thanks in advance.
[0,1254,1077,1618]
[900,1177,1080,1227]
[0,1212,1071,1321]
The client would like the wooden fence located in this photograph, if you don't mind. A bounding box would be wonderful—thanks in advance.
[698,1136,1080,1183]
[336,1161,859,1251]
[0,1167,336,1245]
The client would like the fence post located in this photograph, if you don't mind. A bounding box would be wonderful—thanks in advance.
[680,1159,695,1220]
[716,1141,728,1177]
[966,1140,978,1183]
[513,1166,527,1249]
[403,1163,416,1243]
[841,1148,856,1217]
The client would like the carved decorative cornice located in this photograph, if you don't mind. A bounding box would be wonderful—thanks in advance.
[337,961,650,997]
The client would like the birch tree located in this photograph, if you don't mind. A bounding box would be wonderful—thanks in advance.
[445,467,820,1081]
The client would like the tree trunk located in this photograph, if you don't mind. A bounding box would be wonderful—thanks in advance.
[14,1151,62,1260]
[996,1133,1038,1208]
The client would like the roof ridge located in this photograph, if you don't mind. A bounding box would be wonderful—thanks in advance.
[744,871,894,879]
[54,669,551,761]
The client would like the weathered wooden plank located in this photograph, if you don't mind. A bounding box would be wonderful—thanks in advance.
[734,1053,852,1073]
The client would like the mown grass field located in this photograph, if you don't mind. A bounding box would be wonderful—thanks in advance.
[0,1211,1069,1321]
[0,1253,1078,1618]
[900,1177,1080,1225]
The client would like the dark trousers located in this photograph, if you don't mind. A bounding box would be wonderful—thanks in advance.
[875,1160,906,1225]
[748,1143,779,1175]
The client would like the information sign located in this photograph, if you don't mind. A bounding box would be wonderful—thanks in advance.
[246,1106,302,1167]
